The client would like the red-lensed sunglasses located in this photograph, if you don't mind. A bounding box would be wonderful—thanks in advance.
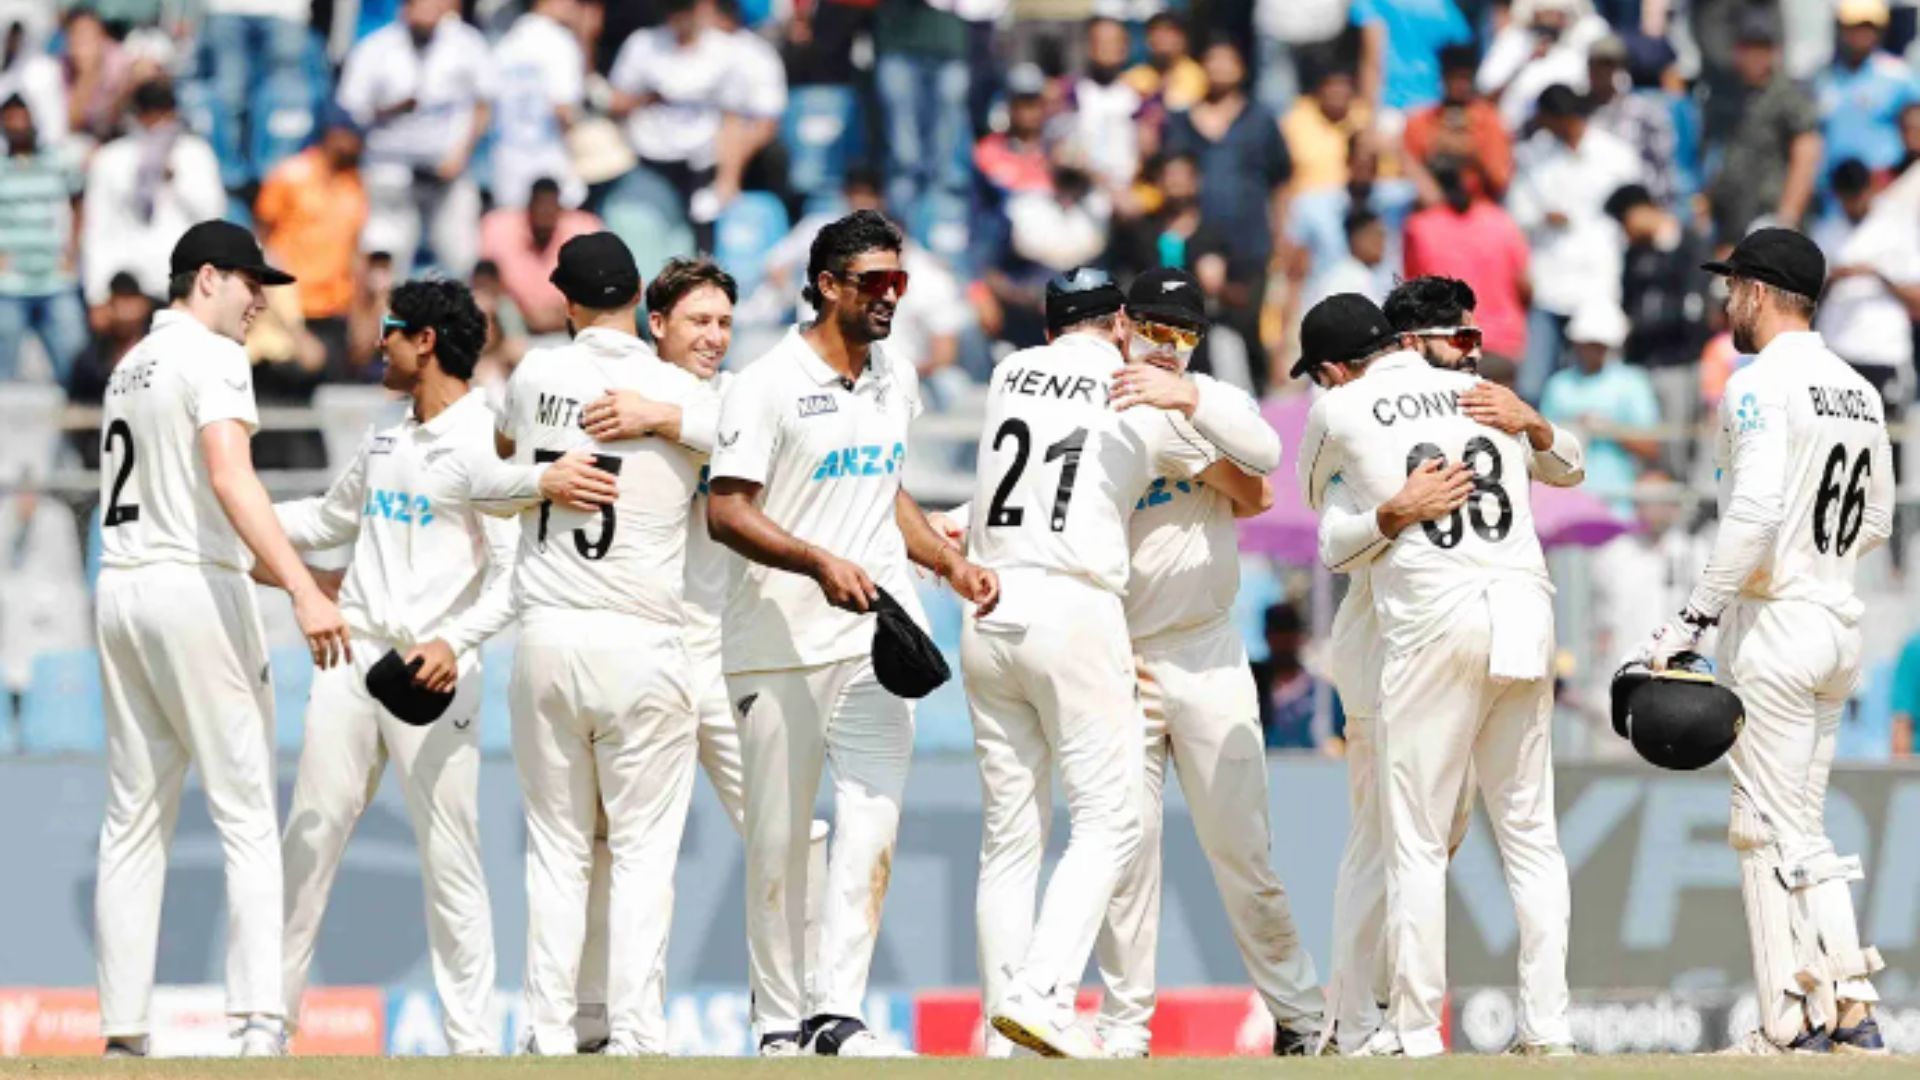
[838,269,911,298]
[1411,326,1483,351]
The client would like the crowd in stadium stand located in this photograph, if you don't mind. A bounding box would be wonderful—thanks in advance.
[3,0,1920,759]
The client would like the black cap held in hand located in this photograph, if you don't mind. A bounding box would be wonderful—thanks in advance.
[1045,267,1126,337]
[1701,227,1827,301]
[550,232,641,308]
[1125,266,1207,331]
[365,650,455,726]
[170,220,296,286]
[1292,293,1397,380]
[871,586,950,699]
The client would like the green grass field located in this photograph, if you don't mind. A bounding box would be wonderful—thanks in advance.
[0,1057,1911,1080]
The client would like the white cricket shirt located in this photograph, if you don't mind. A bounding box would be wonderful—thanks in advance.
[498,329,713,624]
[967,333,1216,595]
[336,16,491,171]
[98,310,260,574]
[1299,351,1552,656]
[1123,373,1262,642]
[608,26,733,168]
[710,327,927,674]
[489,11,587,208]
[1702,331,1896,623]
[277,391,543,664]
[683,370,735,646]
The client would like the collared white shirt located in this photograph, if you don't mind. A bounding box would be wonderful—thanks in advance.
[80,129,225,303]
[967,333,1216,596]
[336,15,491,171]
[1507,127,1640,316]
[98,310,259,574]
[1707,331,1896,622]
[499,328,714,624]
[1299,350,1556,656]
[710,327,926,674]
[721,28,787,121]
[1814,212,1920,370]
[608,25,734,168]
[277,390,542,664]
[684,369,735,646]
[489,11,587,209]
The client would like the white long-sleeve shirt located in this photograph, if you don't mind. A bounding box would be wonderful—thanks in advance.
[1684,331,1895,625]
[277,390,547,664]
[80,127,224,303]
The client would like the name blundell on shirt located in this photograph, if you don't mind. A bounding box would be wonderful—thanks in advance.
[1809,385,1879,424]
[997,363,1107,404]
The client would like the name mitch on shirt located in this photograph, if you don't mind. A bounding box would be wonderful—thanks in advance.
[1809,385,1880,424]
[536,393,583,429]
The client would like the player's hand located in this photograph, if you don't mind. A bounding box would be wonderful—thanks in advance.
[582,390,674,442]
[1380,458,1473,536]
[1460,381,1548,442]
[404,639,459,694]
[1110,363,1200,415]
[808,547,879,613]
[928,510,968,553]
[942,554,1000,617]
[293,589,351,669]
[539,449,620,511]
[1632,610,1710,672]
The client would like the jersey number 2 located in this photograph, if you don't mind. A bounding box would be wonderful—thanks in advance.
[1813,443,1871,556]
[986,420,1087,532]
[534,450,622,560]
[1405,436,1512,549]
[103,419,140,527]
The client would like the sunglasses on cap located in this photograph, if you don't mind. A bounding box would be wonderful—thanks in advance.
[1137,320,1202,352]
[837,269,910,298]
[379,313,412,336]
[1410,326,1483,351]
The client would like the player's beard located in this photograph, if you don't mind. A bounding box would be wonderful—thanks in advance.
[1729,289,1759,354]
[843,299,894,344]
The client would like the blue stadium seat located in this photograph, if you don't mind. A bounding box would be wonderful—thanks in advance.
[600,168,696,280]
[19,651,104,754]
[714,192,790,300]
[782,86,864,201]
[247,65,320,188]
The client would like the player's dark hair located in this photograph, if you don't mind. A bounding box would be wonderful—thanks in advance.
[802,209,903,310]
[1058,312,1120,338]
[388,278,487,381]
[166,270,196,302]
[648,257,738,317]
[1385,276,1478,332]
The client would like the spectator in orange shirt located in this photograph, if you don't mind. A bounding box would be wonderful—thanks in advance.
[254,111,369,370]
[1404,45,1513,201]
[477,177,602,337]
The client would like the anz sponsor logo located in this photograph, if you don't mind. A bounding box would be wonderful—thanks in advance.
[1136,476,1194,510]
[363,488,434,526]
[811,442,906,481]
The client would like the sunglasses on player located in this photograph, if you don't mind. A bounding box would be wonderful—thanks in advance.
[837,269,911,299]
[1410,326,1483,351]
[1136,320,1202,352]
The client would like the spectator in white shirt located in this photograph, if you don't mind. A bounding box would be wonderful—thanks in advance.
[1059,17,1144,197]
[1476,0,1610,132]
[79,78,222,305]
[0,15,63,152]
[704,0,792,221]
[1814,157,1920,432]
[336,0,491,277]
[1304,207,1393,307]
[609,0,735,217]
[1507,83,1638,401]
[490,0,587,210]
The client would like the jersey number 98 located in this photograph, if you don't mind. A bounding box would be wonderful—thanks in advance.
[1405,436,1512,549]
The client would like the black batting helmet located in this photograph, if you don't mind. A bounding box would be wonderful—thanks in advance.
[1610,653,1745,770]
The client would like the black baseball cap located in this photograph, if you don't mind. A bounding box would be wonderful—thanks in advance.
[1291,293,1397,379]
[365,650,455,726]
[1125,267,1207,331]
[1702,227,1826,301]
[1045,267,1126,337]
[871,586,949,699]
[550,232,641,308]
[170,220,296,285]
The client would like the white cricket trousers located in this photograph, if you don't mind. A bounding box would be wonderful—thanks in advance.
[728,653,912,1036]
[964,572,1143,1028]
[1718,599,1879,1043]
[1095,617,1324,1049]
[512,610,697,1055]
[281,634,494,1054]
[1324,712,1473,1051]
[94,564,280,1037]
[1379,598,1570,1056]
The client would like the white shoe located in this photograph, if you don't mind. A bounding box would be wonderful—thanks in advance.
[990,986,1097,1059]
[758,1032,807,1058]
[602,1035,664,1058]
[1102,1035,1149,1059]
[1349,1029,1405,1057]
[237,1020,285,1058]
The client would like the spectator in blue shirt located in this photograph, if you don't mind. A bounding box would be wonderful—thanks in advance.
[1889,631,1920,759]
[1539,300,1662,515]
[1815,0,1919,175]
[1254,602,1342,751]
[1352,0,1474,116]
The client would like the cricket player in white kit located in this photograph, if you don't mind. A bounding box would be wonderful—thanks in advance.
[1299,292,1580,1058]
[496,234,715,1056]
[93,221,350,1058]
[962,270,1260,1058]
[568,259,831,1050]
[707,211,999,1057]
[1311,277,1584,1054]
[1085,268,1324,1057]
[1633,230,1894,1056]
[275,279,618,1055]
